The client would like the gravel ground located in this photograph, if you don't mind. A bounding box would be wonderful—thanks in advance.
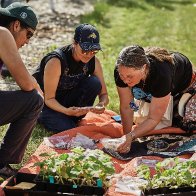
[21,0,93,70]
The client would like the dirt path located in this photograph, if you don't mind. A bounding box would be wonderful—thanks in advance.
[20,0,93,71]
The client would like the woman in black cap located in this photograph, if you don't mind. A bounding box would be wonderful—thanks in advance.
[114,45,195,153]
[33,23,109,133]
[0,2,43,178]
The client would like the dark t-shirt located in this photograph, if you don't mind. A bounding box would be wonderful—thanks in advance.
[33,44,95,92]
[114,52,193,97]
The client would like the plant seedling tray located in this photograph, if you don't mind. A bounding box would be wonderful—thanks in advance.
[144,186,196,196]
[4,172,105,196]
[34,175,105,195]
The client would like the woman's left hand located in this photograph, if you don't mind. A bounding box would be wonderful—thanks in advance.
[90,102,105,114]
[117,133,133,153]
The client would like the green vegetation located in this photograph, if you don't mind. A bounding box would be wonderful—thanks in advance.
[0,0,196,169]
[33,147,115,187]
[137,157,196,190]
[82,0,196,111]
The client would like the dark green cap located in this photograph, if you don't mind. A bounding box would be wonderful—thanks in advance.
[0,2,38,30]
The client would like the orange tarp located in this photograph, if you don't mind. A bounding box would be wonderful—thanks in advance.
[20,110,195,174]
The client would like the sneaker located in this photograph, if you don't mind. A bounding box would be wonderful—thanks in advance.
[0,165,17,177]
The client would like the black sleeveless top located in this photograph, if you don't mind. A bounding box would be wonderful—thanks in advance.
[33,44,95,94]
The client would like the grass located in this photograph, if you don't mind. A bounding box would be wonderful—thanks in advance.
[82,0,196,111]
[0,0,196,168]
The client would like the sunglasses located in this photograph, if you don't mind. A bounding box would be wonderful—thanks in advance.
[25,28,34,39]
[81,50,99,55]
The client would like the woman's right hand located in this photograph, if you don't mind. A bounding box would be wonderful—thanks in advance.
[117,133,133,153]
[65,107,91,117]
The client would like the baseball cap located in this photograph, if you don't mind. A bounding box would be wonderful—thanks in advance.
[0,2,38,30]
[74,23,101,51]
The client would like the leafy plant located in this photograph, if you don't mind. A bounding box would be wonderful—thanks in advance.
[137,157,196,191]
[136,163,151,190]
[33,147,115,188]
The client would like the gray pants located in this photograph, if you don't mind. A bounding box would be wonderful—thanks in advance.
[0,89,43,164]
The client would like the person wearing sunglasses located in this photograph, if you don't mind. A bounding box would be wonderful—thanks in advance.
[0,2,43,178]
[33,23,109,133]
[114,45,195,153]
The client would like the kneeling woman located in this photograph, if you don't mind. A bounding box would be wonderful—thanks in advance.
[34,24,109,132]
[114,45,195,153]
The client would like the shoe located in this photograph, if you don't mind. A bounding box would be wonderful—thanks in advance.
[1,65,11,78]
[1,68,11,78]
[0,165,18,177]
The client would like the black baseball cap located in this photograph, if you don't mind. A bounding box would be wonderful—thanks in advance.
[74,23,101,51]
[0,2,38,30]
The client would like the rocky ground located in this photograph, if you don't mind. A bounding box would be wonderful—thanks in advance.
[0,0,93,90]
[21,0,93,70]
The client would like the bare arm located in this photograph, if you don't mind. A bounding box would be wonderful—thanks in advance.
[131,94,171,138]
[0,27,35,91]
[44,58,89,116]
[93,57,109,106]
[117,86,134,134]
[118,93,171,153]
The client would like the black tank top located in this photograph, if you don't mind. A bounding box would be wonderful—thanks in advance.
[33,44,95,93]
